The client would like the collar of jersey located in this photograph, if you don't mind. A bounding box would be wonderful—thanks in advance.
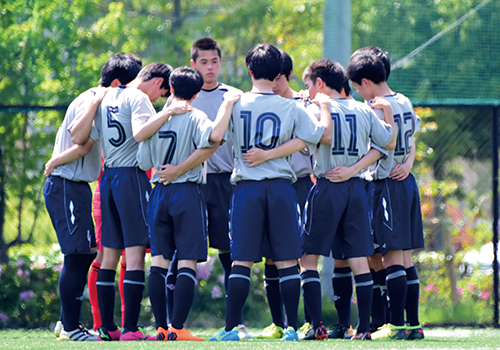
[248,92,275,95]
[118,85,128,89]
[201,83,221,92]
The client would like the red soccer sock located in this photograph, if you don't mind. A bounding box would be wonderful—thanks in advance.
[119,262,127,328]
[88,261,101,330]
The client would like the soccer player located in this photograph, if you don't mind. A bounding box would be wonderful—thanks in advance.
[43,54,141,341]
[299,58,395,341]
[70,62,174,341]
[347,47,424,340]
[209,43,332,342]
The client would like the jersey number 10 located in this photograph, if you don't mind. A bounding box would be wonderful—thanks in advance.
[240,111,281,153]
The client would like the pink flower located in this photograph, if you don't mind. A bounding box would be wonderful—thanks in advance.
[218,275,225,284]
[433,286,438,294]
[479,291,490,300]
[24,270,30,278]
[16,259,25,267]
[0,313,7,323]
[457,287,463,295]
[53,264,63,272]
[197,264,211,281]
[352,296,357,304]
[211,285,222,299]
[19,290,35,301]
[469,284,476,291]
[425,284,434,292]
[17,269,23,277]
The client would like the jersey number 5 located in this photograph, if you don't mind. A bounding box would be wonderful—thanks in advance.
[240,111,281,153]
[159,130,177,165]
[106,106,126,147]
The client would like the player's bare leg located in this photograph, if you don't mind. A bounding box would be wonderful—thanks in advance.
[403,250,423,339]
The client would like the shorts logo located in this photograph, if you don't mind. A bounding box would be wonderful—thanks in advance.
[333,295,340,301]
[382,197,389,222]
[145,191,150,203]
[69,201,75,225]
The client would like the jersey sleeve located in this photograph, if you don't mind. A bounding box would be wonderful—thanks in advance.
[193,111,215,149]
[67,95,101,141]
[294,103,325,154]
[137,138,154,171]
[131,94,157,134]
[368,108,393,149]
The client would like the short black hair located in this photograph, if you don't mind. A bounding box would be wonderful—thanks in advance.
[307,59,345,93]
[191,38,222,62]
[343,75,351,96]
[137,63,173,94]
[347,54,386,85]
[169,67,204,101]
[245,44,283,81]
[123,53,143,68]
[351,46,391,79]
[99,54,142,87]
[280,50,293,80]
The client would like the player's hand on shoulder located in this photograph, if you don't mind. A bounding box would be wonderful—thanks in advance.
[370,96,391,110]
[169,100,194,115]
[223,90,242,104]
[93,86,110,103]
[158,164,182,185]
[324,166,356,183]
[311,92,331,106]
[44,159,57,177]
[298,89,310,101]
[242,147,269,167]
[389,162,411,181]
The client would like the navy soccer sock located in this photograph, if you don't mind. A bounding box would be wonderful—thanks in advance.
[300,270,322,329]
[264,264,284,328]
[354,273,373,333]
[332,267,353,327]
[386,265,407,326]
[376,268,389,323]
[370,269,386,328]
[225,265,251,331]
[166,254,178,325]
[405,266,420,326]
[218,252,232,294]
[278,266,300,331]
[148,266,169,330]
[123,270,145,332]
[171,267,196,330]
[96,268,117,331]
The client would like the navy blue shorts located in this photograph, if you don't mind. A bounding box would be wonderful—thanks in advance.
[370,174,424,255]
[100,167,151,249]
[43,176,96,255]
[302,177,373,260]
[148,182,208,262]
[200,173,233,251]
[293,175,314,214]
[230,179,302,262]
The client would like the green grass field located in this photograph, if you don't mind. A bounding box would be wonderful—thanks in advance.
[1,328,500,350]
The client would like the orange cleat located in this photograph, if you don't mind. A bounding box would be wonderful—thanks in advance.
[167,327,204,341]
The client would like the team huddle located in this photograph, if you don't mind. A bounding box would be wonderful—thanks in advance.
[43,37,424,342]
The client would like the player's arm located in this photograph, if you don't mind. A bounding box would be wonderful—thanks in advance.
[70,87,109,145]
[242,138,306,167]
[324,148,382,183]
[209,91,242,143]
[311,92,332,145]
[370,96,396,150]
[133,100,194,143]
[44,138,95,177]
[158,143,220,184]
[389,142,416,181]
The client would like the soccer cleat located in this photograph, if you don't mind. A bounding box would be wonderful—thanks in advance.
[407,325,425,340]
[281,327,299,341]
[54,320,63,338]
[119,328,152,341]
[328,324,354,339]
[167,327,204,341]
[238,324,254,339]
[58,324,98,341]
[299,322,311,336]
[97,326,121,341]
[156,327,169,341]
[371,323,408,340]
[301,322,328,340]
[210,328,240,341]
[352,331,372,340]
[301,327,316,340]
[257,323,284,339]
[138,327,157,340]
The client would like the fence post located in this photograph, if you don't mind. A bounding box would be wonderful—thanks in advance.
[493,105,499,327]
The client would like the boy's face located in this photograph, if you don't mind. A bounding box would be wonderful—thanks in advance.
[351,79,372,101]
[192,50,221,87]
[272,74,289,97]
[148,86,170,103]
[304,77,319,100]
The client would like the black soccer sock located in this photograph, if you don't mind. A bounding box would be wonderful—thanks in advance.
[376,268,389,323]
[171,267,196,330]
[332,267,353,327]
[166,254,178,325]
[218,252,232,295]
[354,273,373,333]
[370,269,386,327]
[96,268,117,331]
[225,265,251,331]
[386,265,407,326]
[148,266,169,330]
[264,264,284,328]
[123,270,145,332]
[301,270,322,329]
[303,295,312,324]
[278,266,300,331]
[405,266,420,326]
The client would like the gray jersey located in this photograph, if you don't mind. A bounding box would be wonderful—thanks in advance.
[225,92,325,184]
[190,83,238,174]
[96,86,156,168]
[313,98,393,178]
[290,96,313,178]
[137,109,214,184]
[371,93,421,180]
[52,88,102,182]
